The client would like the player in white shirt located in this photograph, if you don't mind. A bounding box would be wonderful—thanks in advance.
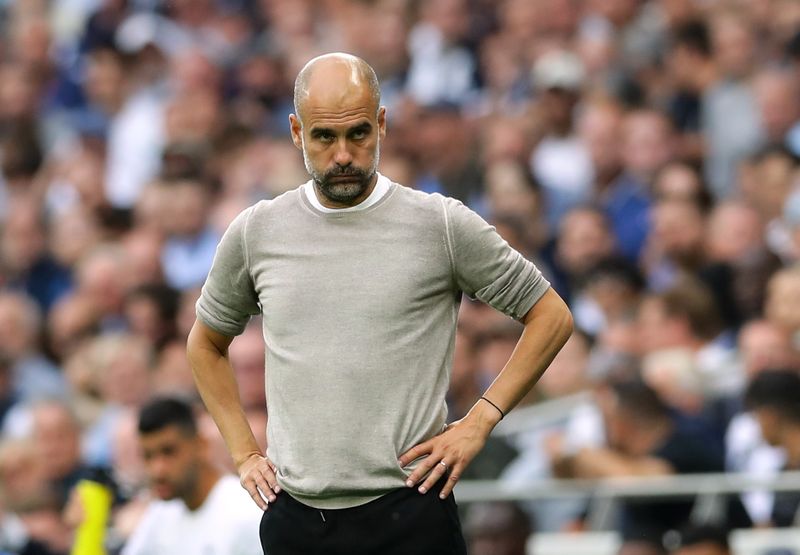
[122,397,263,555]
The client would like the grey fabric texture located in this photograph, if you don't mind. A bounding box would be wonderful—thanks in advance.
[196,179,550,509]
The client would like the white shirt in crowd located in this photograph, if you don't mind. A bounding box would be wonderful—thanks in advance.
[122,475,263,555]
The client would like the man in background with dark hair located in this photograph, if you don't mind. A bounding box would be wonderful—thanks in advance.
[554,379,726,540]
[122,396,262,555]
[745,369,800,527]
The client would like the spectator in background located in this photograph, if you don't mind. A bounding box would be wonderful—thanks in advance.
[748,147,799,255]
[0,122,45,203]
[73,244,131,329]
[578,97,623,205]
[123,283,178,349]
[0,199,72,312]
[704,7,764,198]
[652,162,711,209]
[637,278,739,417]
[28,399,100,511]
[601,109,676,261]
[643,196,708,291]
[744,370,800,527]
[706,200,780,327]
[447,327,480,422]
[103,14,169,210]
[0,292,64,403]
[764,264,800,342]
[227,321,267,413]
[536,330,592,400]
[551,205,616,305]
[80,333,153,468]
[753,68,800,157]
[405,0,477,107]
[529,49,593,230]
[411,101,484,205]
[122,396,262,555]
[666,19,716,165]
[482,160,541,237]
[724,320,796,526]
[464,501,532,555]
[159,178,220,291]
[555,379,729,541]
[779,187,800,264]
[577,257,645,335]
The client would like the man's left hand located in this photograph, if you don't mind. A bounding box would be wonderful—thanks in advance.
[397,416,492,499]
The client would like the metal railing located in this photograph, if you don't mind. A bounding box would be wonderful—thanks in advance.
[456,471,800,502]
[455,471,800,530]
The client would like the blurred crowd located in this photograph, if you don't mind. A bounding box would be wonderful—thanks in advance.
[1,0,800,552]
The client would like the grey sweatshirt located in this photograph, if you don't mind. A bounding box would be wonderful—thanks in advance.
[196,178,550,509]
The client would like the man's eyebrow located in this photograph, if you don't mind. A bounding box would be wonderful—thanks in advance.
[309,126,335,137]
[348,122,372,134]
[309,122,372,137]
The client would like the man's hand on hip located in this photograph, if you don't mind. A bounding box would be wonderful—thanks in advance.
[238,453,281,510]
[397,412,495,500]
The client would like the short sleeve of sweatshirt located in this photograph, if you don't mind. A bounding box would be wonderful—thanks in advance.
[443,197,550,320]
[196,206,260,336]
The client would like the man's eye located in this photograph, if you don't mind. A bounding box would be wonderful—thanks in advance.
[351,131,367,140]
[319,133,335,142]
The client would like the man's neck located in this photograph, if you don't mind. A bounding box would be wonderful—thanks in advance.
[184,464,221,511]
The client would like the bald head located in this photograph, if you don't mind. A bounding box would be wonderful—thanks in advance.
[293,53,381,124]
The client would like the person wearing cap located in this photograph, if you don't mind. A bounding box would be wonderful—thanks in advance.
[529,49,594,231]
[187,52,573,554]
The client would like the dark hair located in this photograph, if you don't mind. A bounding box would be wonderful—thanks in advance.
[751,144,800,167]
[611,379,671,422]
[583,256,646,292]
[744,370,800,422]
[671,20,712,58]
[126,283,180,324]
[1,122,43,180]
[138,396,198,436]
[652,278,724,341]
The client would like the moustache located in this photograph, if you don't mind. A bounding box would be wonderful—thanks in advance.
[323,167,368,180]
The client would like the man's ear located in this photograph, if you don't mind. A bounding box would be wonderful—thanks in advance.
[289,114,303,150]
[377,106,387,140]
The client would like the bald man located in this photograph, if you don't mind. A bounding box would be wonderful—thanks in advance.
[187,53,573,554]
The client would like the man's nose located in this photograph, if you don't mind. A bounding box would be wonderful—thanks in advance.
[333,140,353,167]
[148,457,168,478]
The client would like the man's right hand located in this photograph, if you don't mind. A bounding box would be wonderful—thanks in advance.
[237,453,281,510]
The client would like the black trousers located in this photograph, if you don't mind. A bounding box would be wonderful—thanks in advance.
[259,478,467,555]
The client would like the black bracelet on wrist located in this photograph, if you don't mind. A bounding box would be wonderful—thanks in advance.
[479,396,505,420]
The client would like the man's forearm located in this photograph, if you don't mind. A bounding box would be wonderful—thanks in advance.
[187,321,262,468]
[477,288,573,419]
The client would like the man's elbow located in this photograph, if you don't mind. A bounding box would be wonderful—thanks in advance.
[525,288,574,345]
[187,319,234,361]
[555,302,574,345]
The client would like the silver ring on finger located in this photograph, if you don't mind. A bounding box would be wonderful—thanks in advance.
[438,461,448,469]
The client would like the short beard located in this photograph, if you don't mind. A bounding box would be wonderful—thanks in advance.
[303,141,380,205]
